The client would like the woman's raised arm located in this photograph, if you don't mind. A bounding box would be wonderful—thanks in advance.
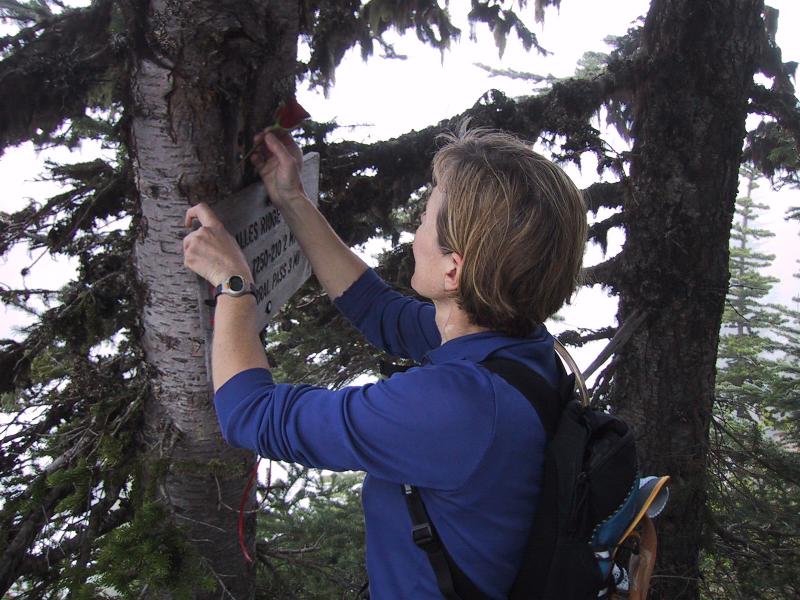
[252,129,368,300]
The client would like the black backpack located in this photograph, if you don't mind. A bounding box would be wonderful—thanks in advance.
[402,341,669,600]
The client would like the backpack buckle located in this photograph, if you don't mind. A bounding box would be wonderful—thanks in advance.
[412,523,435,547]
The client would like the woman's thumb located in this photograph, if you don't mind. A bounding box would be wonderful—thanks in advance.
[262,132,294,167]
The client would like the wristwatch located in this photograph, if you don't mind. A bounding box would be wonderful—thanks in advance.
[214,275,256,300]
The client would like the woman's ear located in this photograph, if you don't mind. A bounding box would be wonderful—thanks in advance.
[443,252,463,292]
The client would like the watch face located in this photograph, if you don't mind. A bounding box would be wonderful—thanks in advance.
[228,275,245,292]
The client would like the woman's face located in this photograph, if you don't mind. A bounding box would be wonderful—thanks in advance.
[411,186,449,299]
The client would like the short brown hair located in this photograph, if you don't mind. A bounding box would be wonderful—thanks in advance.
[432,126,587,335]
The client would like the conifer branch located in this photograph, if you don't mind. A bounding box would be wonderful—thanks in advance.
[0,338,35,393]
[587,211,625,254]
[712,522,784,562]
[754,6,796,97]
[473,62,551,82]
[0,483,74,595]
[749,83,800,154]
[464,53,636,152]
[0,0,115,153]
[581,254,622,288]
[256,541,362,592]
[583,181,625,212]
[582,309,647,381]
[589,360,616,407]
[0,0,53,24]
[711,414,800,487]
[556,327,616,348]
[16,499,131,580]
[320,58,635,240]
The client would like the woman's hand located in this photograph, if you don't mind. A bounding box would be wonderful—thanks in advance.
[183,203,252,286]
[251,128,306,208]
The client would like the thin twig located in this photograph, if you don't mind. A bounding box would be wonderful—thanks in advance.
[173,513,226,533]
[582,309,647,381]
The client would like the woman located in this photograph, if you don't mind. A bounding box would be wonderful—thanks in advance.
[182,125,587,599]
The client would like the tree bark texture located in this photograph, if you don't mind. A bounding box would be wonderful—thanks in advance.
[129,1,299,597]
[614,1,764,598]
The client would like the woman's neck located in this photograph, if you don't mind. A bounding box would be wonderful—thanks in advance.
[433,299,490,344]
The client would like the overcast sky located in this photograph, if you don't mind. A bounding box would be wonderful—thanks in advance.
[1,1,798,370]
[292,0,800,362]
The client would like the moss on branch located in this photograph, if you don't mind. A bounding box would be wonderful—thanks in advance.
[0,0,116,153]
[312,60,634,248]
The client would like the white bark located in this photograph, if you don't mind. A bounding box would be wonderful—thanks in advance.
[132,54,256,599]
[128,1,300,597]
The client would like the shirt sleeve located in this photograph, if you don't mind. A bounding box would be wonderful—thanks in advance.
[214,362,495,491]
[334,268,440,362]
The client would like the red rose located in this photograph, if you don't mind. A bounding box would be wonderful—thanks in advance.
[274,98,311,130]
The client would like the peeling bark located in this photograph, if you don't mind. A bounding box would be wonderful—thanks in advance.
[128,1,299,597]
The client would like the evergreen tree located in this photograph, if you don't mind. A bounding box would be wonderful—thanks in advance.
[773,216,800,440]
[254,466,366,599]
[1,1,799,599]
[722,167,784,339]
[0,2,549,597]
[702,168,800,599]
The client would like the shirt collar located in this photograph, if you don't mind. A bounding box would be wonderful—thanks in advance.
[422,324,550,365]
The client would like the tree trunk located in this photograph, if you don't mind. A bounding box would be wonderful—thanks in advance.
[129,1,299,597]
[614,1,764,598]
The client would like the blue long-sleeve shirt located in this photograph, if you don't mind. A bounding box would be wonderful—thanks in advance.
[215,269,558,599]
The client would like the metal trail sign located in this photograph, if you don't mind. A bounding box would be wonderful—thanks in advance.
[197,152,320,372]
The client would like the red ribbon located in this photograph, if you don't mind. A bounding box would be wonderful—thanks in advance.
[239,458,271,563]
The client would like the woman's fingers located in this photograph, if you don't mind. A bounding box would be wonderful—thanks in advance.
[251,149,266,169]
[249,129,306,209]
[184,202,222,229]
[182,214,250,285]
[252,127,302,169]
[272,128,303,167]
[262,131,296,168]
[271,127,296,147]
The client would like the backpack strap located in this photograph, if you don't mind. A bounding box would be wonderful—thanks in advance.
[479,357,572,438]
[402,484,486,600]
[404,353,571,600]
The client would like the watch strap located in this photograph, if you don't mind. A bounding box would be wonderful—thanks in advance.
[214,284,257,299]
[214,276,257,299]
